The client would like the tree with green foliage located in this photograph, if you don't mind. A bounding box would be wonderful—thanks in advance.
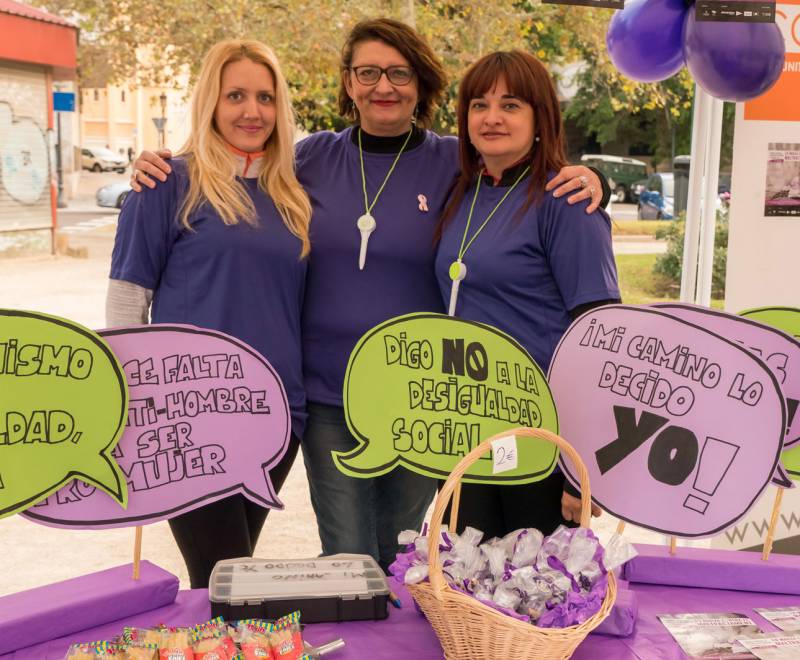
[653,210,729,298]
[36,0,701,147]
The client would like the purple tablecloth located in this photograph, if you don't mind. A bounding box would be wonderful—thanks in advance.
[623,543,800,594]
[0,561,178,655]
[4,576,800,660]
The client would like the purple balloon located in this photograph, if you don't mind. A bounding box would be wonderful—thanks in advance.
[606,0,688,83]
[683,12,784,102]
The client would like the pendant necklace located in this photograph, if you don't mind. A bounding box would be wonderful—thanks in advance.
[448,165,531,316]
[356,127,413,270]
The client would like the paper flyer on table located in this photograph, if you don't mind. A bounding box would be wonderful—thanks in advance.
[754,607,800,632]
[736,632,800,659]
[658,612,760,659]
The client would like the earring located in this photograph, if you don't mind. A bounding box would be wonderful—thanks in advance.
[535,135,540,142]
[411,104,419,125]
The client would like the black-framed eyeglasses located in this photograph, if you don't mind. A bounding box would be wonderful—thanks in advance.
[349,65,415,86]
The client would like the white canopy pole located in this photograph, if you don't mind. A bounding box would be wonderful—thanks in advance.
[680,85,711,303]
[696,96,724,306]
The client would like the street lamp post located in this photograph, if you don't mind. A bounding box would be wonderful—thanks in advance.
[158,92,167,150]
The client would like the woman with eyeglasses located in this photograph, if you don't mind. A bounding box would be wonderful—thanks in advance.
[130,18,608,571]
[435,50,620,538]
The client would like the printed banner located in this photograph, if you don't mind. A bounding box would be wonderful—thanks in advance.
[744,1,800,122]
[0,310,128,518]
[548,305,785,538]
[764,143,800,217]
[340,313,559,484]
[24,325,291,528]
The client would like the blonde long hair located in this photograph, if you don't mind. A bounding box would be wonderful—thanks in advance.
[178,40,311,257]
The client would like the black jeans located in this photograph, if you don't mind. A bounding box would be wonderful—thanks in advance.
[444,469,573,540]
[168,433,300,588]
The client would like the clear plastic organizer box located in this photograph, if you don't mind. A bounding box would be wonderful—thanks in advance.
[209,554,391,623]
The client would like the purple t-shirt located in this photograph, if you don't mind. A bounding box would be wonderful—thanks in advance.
[435,173,620,372]
[296,127,459,406]
[109,158,308,438]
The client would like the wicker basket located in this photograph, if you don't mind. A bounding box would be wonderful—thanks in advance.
[407,427,617,660]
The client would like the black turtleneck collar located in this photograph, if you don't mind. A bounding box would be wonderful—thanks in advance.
[479,158,533,187]
[350,125,427,153]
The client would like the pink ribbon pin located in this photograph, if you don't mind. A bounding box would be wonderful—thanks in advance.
[417,194,429,212]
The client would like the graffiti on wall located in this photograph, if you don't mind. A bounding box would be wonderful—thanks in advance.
[0,102,49,205]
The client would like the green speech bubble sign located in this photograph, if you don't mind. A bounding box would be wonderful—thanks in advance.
[339,313,559,484]
[739,306,800,481]
[0,310,128,517]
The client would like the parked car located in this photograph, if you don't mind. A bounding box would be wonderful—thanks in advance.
[82,147,128,173]
[580,154,648,204]
[630,178,648,203]
[638,172,674,220]
[96,181,132,208]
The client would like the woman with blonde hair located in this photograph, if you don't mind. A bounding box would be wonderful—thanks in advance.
[106,39,312,587]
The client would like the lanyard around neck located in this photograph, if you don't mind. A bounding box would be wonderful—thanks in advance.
[456,165,531,262]
[358,127,413,215]
[447,165,531,316]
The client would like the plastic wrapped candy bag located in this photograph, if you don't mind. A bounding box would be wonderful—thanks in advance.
[457,526,484,548]
[511,529,544,568]
[565,527,600,576]
[535,525,573,573]
[473,580,494,604]
[481,542,508,581]
[577,561,604,591]
[391,522,637,629]
[603,533,638,572]
[398,530,418,546]
[404,564,429,585]
[414,536,431,560]
[491,581,522,610]
[538,564,574,600]
[443,543,486,592]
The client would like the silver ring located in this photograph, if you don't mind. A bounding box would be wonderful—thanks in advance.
[589,185,596,196]
[578,175,588,189]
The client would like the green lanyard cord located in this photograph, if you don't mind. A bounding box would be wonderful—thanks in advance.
[358,126,414,215]
[457,165,531,261]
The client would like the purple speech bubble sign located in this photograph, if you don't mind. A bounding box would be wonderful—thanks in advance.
[655,303,800,452]
[548,305,785,538]
[22,324,290,529]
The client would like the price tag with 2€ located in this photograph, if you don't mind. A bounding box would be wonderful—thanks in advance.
[491,435,518,474]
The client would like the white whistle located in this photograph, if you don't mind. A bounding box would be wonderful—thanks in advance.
[357,213,376,271]
[447,259,467,316]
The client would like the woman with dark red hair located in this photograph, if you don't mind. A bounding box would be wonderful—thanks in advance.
[435,50,621,537]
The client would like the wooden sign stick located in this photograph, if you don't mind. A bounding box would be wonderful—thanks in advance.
[762,487,785,561]
[133,525,143,580]
[669,536,677,556]
[615,520,626,535]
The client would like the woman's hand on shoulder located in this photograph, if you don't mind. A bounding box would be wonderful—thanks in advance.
[561,489,602,524]
[546,166,603,213]
[130,149,174,192]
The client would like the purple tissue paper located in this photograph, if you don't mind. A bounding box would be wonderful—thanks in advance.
[0,561,179,654]
[592,587,638,637]
[622,543,800,595]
